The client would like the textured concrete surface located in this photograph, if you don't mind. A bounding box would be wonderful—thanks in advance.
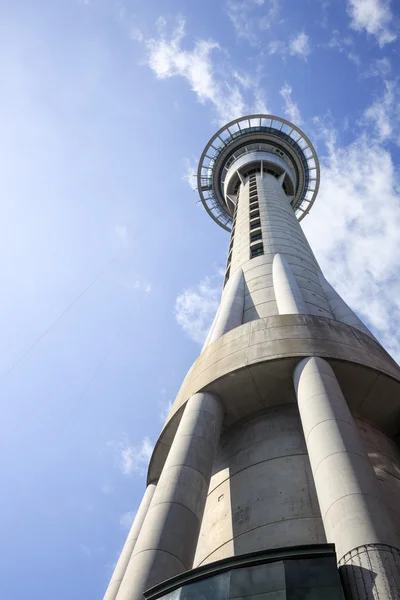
[148,313,400,484]
[103,482,157,600]
[116,393,223,600]
[194,406,325,567]
[110,120,400,600]
[294,357,400,597]
[294,357,398,557]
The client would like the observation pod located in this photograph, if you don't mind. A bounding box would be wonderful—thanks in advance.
[105,116,400,600]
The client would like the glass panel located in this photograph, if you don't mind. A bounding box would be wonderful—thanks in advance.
[180,572,230,600]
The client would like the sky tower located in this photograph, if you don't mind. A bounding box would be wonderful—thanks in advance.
[104,115,400,600]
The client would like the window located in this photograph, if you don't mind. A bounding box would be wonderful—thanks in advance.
[249,201,259,210]
[250,219,261,230]
[250,209,260,219]
[250,231,262,243]
[251,245,264,258]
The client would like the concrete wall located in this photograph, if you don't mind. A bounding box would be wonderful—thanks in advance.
[193,405,326,566]
[227,172,333,324]
[356,418,400,544]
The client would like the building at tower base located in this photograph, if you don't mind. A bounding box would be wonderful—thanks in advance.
[104,115,400,600]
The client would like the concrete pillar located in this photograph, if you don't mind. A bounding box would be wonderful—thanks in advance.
[207,268,244,345]
[294,357,400,599]
[103,482,157,600]
[116,392,224,600]
[273,253,308,315]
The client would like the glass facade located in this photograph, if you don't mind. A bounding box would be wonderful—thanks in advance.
[145,546,345,600]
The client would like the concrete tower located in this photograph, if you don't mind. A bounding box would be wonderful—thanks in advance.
[104,115,400,600]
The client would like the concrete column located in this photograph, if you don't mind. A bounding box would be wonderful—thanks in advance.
[207,268,244,345]
[294,357,400,599]
[103,482,157,600]
[273,253,308,315]
[116,392,224,600]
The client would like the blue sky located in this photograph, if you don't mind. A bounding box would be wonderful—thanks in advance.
[1,0,400,598]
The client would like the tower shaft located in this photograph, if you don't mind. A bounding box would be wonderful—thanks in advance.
[104,116,400,600]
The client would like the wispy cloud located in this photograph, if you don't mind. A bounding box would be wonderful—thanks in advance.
[289,32,311,59]
[115,225,130,247]
[304,117,400,360]
[175,271,223,344]
[119,510,137,529]
[144,17,245,123]
[363,80,396,141]
[226,0,280,46]
[132,16,268,124]
[115,273,152,293]
[158,388,173,422]
[108,435,153,476]
[268,32,311,60]
[347,0,396,46]
[327,30,360,66]
[280,83,302,125]
[182,157,198,191]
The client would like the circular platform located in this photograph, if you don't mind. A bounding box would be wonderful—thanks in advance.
[197,114,320,231]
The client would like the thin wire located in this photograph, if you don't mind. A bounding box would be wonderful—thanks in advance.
[0,251,121,385]
[60,295,140,432]
[8,293,145,522]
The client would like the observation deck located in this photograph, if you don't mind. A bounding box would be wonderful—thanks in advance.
[197,114,320,231]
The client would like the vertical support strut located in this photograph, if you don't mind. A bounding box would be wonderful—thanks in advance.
[273,253,308,315]
[116,393,224,600]
[103,482,157,600]
[294,357,400,599]
[207,268,244,345]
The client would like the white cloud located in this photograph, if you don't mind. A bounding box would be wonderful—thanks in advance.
[129,27,143,42]
[137,16,269,124]
[280,83,302,125]
[115,224,130,247]
[115,274,152,293]
[363,56,391,78]
[108,435,153,476]
[227,0,280,46]
[268,40,288,58]
[182,157,197,191]
[303,120,400,360]
[363,80,395,140]
[360,76,400,145]
[289,32,311,59]
[175,271,223,344]
[327,30,360,66]
[347,0,396,46]
[145,17,246,123]
[233,71,269,113]
[120,510,137,529]
[133,280,152,293]
[268,32,311,60]
[159,388,173,422]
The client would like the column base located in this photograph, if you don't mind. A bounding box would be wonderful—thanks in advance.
[339,544,400,600]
